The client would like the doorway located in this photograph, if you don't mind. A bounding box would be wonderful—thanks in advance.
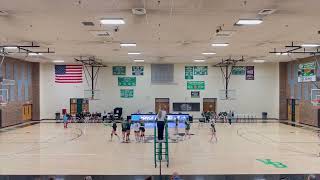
[287,99,300,123]
[203,98,217,113]
[22,104,32,121]
[155,98,170,113]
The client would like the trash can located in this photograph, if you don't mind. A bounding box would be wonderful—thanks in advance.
[262,112,267,120]
[55,113,61,120]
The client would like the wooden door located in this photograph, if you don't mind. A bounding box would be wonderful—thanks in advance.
[70,98,77,115]
[203,98,217,113]
[155,98,170,113]
[22,104,32,121]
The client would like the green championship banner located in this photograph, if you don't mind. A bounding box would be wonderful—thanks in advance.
[231,66,245,75]
[187,81,205,90]
[298,62,316,82]
[118,77,136,86]
[185,66,194,79]
[194,66,208,75]
[113,66,126,75]
[120,89,134,98]
[132,66,144,76]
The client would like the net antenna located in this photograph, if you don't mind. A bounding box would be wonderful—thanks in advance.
[75,56,107,100]
[212,56,244,100]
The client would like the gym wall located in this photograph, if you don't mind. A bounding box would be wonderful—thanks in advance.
[40,63,279,119]
[280,56,320,127]
[0,57,40,127]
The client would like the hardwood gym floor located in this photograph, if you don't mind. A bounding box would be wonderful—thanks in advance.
[0,122,319,175]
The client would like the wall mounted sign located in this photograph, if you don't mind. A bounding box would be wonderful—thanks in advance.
[256,159,287,168]
[118,77,136,86]
[113,66,126,75]
[231,66,245,75]
[132,66,144,76]
[120,89,134,98]
[185,66,194,79]
[187,81,205,90]
[194,66,208,75]
[191,91,200,98]
[245,66,254,80]
[298,62,316,82]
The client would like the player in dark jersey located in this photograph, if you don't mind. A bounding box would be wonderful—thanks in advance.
[126,119,131,142]
[139,120,146,142]
[210,120,217,143]
[121,120,127,142]
[110,121,119,141]
[184,119,191,139]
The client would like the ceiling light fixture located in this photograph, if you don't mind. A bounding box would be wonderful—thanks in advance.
[28,52,42,56]
[211,43,229,47]
[235,19,263,25]
[134,59,144,62]
[276,52,290,56]
[301,44,320,47]
[120,43,137,47]
[4,46,18,50]
[253,59,265,63]
[53,60,64,63]
[202,52,216,55]
[128,52,141,55]
[194,59,206,62]
[100,18,125,25]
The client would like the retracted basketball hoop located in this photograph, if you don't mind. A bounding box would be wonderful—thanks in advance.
[311,89,320,109]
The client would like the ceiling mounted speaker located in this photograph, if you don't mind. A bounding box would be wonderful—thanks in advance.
[132,8,146,15]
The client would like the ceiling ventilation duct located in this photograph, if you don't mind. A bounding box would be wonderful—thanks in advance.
[215,30,235,38]
[89,30,112,38]
[258,9,276,15]
[132,8,146,15]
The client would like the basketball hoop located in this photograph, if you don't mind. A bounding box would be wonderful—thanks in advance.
[311,99,320,109]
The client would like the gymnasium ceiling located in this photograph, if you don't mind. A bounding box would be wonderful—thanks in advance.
[0,0,320,64]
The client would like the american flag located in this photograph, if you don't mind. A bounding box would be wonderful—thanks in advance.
[55,65,83,83]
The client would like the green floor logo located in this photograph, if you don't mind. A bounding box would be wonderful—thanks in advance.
[256,159,288,168]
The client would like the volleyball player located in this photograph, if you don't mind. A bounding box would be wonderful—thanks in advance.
[184,119,191,139]
[63,113,69,128]
[126,119,131,142]
[210,120,218,142]
[110,121,119,141]
[133,121,140,142]
[139,120,146,142]
[121,120,127,142]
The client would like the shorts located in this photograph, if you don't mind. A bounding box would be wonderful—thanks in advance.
[134,130,140,133]
[122,128,126,132]
[113,127,117,131]
[140,127,145,132]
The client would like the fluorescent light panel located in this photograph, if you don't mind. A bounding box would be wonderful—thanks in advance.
[53,60,64,63]
[128,52,141,55]
[301,44,320,47]
[194,59,205,62]
[202,52,216,55]
[211,43,229,47]
[253,59,265,63]
[276,52,290,56]
[28,52,42,56]
[235,19,263,25]
[4,46,18,50]
[120,43,136,47]
[134,59,144,62]
[100,18,125,25]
